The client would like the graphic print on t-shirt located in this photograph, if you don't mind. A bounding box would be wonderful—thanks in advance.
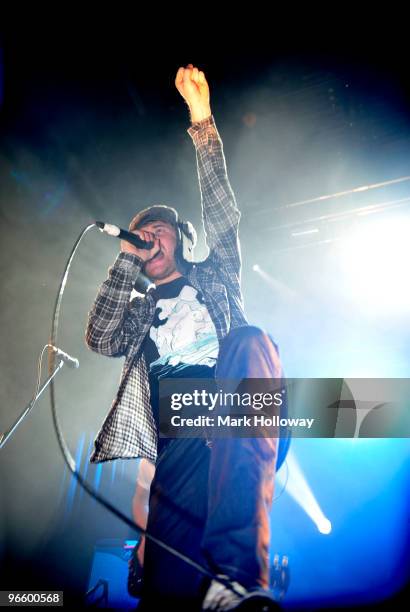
[146,280,218,368]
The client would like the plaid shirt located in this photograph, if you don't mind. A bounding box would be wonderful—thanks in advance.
[86,115,248,463]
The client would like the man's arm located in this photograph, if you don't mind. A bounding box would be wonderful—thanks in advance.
[175,65,241,284]
[85,252,144,357]
[86,225,160,356]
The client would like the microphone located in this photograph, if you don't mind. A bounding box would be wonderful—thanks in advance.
[50,345,80,369]
[96,222,154,250]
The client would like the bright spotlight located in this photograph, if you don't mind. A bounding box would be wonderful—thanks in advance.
[338,215,410,316]
[276,448,332,535]
[250,265,297,300]
[318,518,332,535]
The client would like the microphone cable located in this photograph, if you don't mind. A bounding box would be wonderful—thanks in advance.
[47,223,247,599]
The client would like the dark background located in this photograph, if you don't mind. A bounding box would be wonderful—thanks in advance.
[1,22,409,609]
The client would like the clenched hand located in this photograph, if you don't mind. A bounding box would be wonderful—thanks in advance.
[175,64,211,123]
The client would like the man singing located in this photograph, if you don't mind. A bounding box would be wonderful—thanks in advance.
[86,64,283,610]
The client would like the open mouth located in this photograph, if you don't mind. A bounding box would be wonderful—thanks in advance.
[149,250,163,263]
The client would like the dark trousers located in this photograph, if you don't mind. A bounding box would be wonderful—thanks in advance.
[137,326,282,610]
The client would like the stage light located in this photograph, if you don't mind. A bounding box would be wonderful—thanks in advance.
[276,448,332,535]
[338,215,410,316]
[251,264,297,300]
[318,518,332,534]
[291,228,319,237]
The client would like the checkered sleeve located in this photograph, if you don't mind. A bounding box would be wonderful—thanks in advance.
[85,252,145,357]
[188,116,242,283]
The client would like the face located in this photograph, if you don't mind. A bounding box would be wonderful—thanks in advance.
[139,221,179,281]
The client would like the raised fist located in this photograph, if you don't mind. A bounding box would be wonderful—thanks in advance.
[175,64,211,122]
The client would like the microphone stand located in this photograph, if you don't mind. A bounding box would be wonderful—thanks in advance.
[0,359,67,450]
